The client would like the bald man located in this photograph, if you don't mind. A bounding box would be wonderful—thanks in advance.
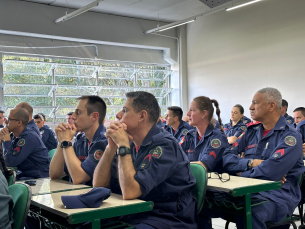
[15,102,40,137]
[0,108,49,180]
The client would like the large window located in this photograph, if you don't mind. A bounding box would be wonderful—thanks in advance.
[2,55,172,123]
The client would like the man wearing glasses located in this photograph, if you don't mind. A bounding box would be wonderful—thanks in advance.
[49,96,108,186]
[0,107,50,180]
[222,87,304,228]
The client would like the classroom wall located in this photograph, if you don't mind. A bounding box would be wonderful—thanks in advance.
[186,0,305,123]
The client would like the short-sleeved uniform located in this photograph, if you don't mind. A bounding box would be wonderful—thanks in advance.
[179,125,228,174]
[27,119,41,137]
[164,120,193,141]
[242,116,252,124]
[0,172,13,229]
[284,113,294,126]
[156,120,165,128]
[222,115,304,228]
[111,125,197,229]
[40,126,58,151]
[3,128,50,179]
[297,119,305,143]
[64,124,108,185]
[223,120,247,138]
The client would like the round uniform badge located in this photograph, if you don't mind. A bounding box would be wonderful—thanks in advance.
[17,139,25,147]
[149,146,163,159]
[241,126,247,131]
[284,136,296,146]
[93,150,104,160]
[182,129,189,135]
[211,139,221,148]
[243,120,247,124]
[287,119,292,124]
[40,130,44,134]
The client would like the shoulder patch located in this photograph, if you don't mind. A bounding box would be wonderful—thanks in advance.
[140,154,151,169]
[211,139,221,148]
[284,136,296,146]
[182,129,189,135]
[287,119,292,124]
[13,147,21,155]
[273,149,285,158]
[240,126,247,131]
[243,120,247,124]
[149,146,163,159]
[93,150,104,160]
[17,138,25,147]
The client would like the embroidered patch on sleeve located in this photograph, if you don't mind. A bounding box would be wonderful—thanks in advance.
[182,129,189,135]
[284,136,296,146]
[93,150,104,160]
[287,119,292,124]
[241,126,247,131]
[13,147,20,155]
[273,149,284,158]
[140,154,151,169]
[17,139,25,147]
[211,139,221,148]
[150,146,163,159]
[209,151,216,159]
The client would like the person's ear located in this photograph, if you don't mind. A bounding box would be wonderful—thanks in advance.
[91,112,99,122]
[139,110,148,123]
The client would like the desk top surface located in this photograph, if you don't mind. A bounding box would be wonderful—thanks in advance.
[17,178,90,195]
[207,175,281,196]
[31,189,153,222]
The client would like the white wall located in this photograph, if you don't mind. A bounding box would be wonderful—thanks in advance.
[186,0,305,123]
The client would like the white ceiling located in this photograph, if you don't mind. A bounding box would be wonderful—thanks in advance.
[21,0,239,22]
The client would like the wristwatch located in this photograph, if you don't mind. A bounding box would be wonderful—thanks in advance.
[247,159,254,169]
[60,141,73,148]
[116,146,131,157]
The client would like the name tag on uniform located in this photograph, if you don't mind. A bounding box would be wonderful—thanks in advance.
[186,150,194,153]
[77,156,87,160]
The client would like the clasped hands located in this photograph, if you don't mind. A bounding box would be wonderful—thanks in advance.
[0,127,11,142]
[55,123,77,143]
[105,121,133,151]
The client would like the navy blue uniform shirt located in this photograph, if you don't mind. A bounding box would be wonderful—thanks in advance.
[156,120,165,128]
[111,125,197,229]
[223,115,305,216]
[297,119,305,143]
[242,116,252,124]
[27,119,41,137]
[3,128,50,179]
[64,124,108,185]
[284,113,294,126]
[223,119,247,138]
[40,126,58,151]
[180,124,228,173]
[164,120,193,141]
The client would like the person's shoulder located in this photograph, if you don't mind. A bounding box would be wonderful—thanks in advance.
[297,120,305,128]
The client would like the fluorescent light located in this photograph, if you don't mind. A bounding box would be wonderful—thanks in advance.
[226,0,262,11]
[158,20,195,32]
[145,18,196,34]
[54,0,103,23]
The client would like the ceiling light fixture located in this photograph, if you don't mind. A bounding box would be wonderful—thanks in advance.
[145,18,196,34]
[226,0,262,11]
[54,0,104,23]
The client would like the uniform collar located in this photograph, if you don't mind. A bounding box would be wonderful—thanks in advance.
[297,119,305,128]
[284,113,288,118]
[28,119,35,125]
[92,124,106,142]
[230,119,243,126]
[203,124,214,137]
[273,115,287,130]
[141,125,160,147]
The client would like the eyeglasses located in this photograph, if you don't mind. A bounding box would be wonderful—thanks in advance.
[208,172,230,183]
[6,117,19,123]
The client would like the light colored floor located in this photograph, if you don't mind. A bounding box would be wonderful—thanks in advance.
[211,208,303,229]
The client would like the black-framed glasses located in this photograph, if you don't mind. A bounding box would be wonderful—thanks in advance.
[208,172,230,183]
[6,117,20,123]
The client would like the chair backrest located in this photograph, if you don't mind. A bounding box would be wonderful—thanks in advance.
[190,163,208,213]
[48,149,57,161]
[9,183,32,229]
[7,171,16,186]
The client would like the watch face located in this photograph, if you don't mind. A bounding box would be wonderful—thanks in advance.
[62,141,69,147]
[120,148,125,154]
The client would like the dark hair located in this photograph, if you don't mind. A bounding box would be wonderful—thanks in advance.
[167,106,183,122]
[38,113,46,120]
[12,108,29,126]
[126,91,159,124]
[233,104,244,115]
[282,99,288,108]
[193,96,224,133]
[293,107,305,117]
[0,152,13,180]
[67,112,73,116]
[34,114,44,121]
[0,110,4,114]
[77,95,107,124]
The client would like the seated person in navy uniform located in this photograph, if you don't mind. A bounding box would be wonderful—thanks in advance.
[15,102,40,137]
[281,99,294,126]
[296,119,305,158]
[0,170,13,229]
[93,91,197,229]
[164,106,193,141]
[49,96,108,185]
[223,104,247,144]
[179,96,228,174]
[34,114,58,151]
[221,87,305,229]
[1,108,50,180]
[293,107,305,128]
[0,110,6,128]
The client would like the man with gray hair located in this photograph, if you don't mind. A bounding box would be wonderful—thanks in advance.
[221,87,304,228]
